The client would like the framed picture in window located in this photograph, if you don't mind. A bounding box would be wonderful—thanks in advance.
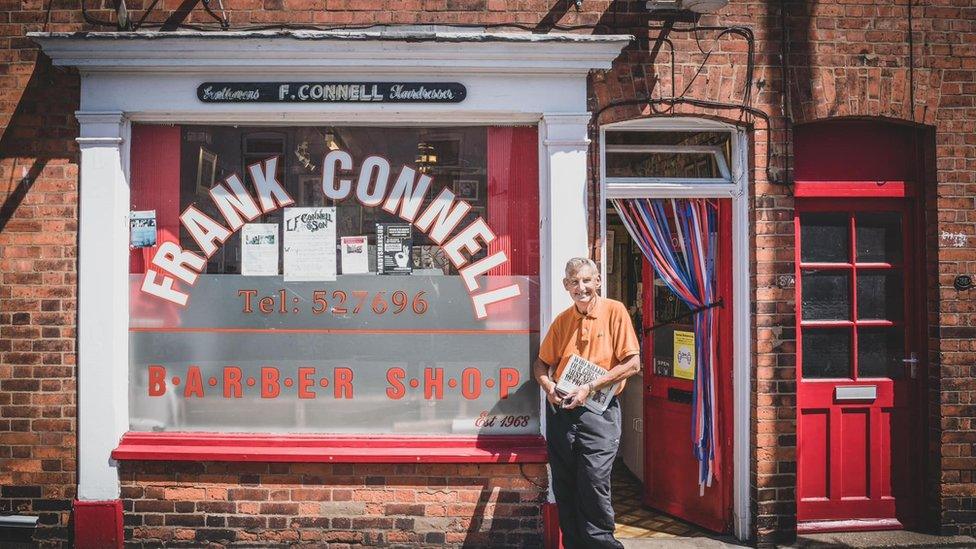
[454,179,479,200]
[196,147,218,196]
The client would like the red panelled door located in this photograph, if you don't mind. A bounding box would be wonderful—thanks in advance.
[641,199,733,533]
[795,199,918,527]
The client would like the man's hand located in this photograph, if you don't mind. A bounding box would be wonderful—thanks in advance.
[542,379,562,406]
[561,382,591,409]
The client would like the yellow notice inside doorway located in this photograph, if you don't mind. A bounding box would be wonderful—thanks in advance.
[673,330,696,380]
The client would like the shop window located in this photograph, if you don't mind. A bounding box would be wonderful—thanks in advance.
[127,125,540,438]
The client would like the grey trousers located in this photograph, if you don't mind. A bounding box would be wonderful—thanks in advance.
[546,398,624,549]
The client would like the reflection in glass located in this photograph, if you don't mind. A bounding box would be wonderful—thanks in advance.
[856,212,902,263]
[858,327,904,379]
[857,271,903,321]
[800,213,849,263]
[801,270,850,320]
[802,328,851,379]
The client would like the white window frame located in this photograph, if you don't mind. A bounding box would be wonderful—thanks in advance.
[599,117,751,541]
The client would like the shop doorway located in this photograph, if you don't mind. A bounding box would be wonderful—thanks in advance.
[606,198,734,537]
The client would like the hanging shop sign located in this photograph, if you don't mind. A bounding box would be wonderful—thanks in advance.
[197,82,467,103]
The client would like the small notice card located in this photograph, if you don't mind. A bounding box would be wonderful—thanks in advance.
[283,207,337,282]
[241,223,279,276]
[129,210,157,248]
[340,236,370,274]
[673,330,696,380]
[376,223,413,275]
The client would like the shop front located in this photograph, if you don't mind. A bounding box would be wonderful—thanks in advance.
[33,30,641,546]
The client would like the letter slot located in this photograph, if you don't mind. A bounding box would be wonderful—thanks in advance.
[835,385,877,401]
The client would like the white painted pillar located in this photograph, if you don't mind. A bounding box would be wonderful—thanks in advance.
[76,111,130,501]
[538,113,592,330]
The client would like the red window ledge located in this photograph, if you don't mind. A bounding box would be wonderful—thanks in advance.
[112,432,548,463]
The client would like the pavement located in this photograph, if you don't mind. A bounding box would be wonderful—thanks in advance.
[618,529,976,548]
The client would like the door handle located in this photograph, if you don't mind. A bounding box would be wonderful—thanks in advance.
[902,352,918,379]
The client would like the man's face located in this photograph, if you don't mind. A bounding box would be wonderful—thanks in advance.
[563,266,601,307]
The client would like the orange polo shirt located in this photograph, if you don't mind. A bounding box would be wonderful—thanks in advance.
[538,297,640,394]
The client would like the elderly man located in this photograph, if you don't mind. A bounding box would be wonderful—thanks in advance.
[533,257,641,549]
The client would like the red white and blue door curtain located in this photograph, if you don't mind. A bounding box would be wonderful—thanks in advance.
[612,198,721,494]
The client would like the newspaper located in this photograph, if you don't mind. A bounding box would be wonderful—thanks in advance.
[554,354,620,414]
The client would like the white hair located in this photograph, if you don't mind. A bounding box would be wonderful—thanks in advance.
[564,257,599,277]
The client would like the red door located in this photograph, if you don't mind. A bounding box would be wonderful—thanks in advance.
[795,199,919,528]
[641,199,733,533]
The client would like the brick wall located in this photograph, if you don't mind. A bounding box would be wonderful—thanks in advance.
[1,0,974,546]
[120,461,546,547]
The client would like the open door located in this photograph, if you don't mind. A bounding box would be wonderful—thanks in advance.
[640,198,734,533]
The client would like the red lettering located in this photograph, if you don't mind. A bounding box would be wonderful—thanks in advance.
[184,366,204,398]
[499,368,519,399]
[223,366,242,398]
[238,289,256,313]
[461,368,481,400]
[261,367,280,398]
[148,365,166,396]
[298,367,315,399]
[424,367,444,400]
[259,296,275,313]
[386,367,405,400]
[334,367,353,399]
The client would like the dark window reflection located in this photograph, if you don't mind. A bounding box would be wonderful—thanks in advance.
[802,328,851,379]
[856,212,902,264]
[800,213,849,263]
[801,270,850,321]
[858,328,904,379]
[856,271,903,321]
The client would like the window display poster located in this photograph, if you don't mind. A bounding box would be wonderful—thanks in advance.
[130,210,157,248]
[283,207,337,282]
[673,330,696,381]
[376,223,413,275]
[340,235,370,274]
[241,223,279,276]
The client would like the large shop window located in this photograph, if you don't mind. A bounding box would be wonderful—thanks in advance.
[127,125,540,444]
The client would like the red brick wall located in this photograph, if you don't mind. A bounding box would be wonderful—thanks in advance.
[1,0,974,546]
[120,461,546,547]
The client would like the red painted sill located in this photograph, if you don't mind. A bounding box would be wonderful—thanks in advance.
[112,432,548,463]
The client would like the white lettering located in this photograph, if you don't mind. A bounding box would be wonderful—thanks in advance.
[278,84,289,100]
[459,250,509,292]
[381,166,431,222]
[415,188,471,245]
[442,218,496,268]
[248,157,294,213]
[150,241,206,285]
[140,269,189,306]
[180,206,231,257]
[323,150,354,200]
[471,284,521,320]
[356,156,391,207]
[209,174,261,231]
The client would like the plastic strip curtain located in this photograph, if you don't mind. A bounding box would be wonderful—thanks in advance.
[612,198,719,494]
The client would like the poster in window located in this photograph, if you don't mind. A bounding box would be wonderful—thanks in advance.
[241,223,279,276]
[283,207,337,282]
[376,223,413,275]
[129,210,157,248]
[673,330,696,380]
[195,147,218,196]
[340,235,370,274]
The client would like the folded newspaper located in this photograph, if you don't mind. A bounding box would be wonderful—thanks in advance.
[554,354,620,414]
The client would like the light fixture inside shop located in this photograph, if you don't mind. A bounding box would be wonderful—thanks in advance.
[645,0,728,13]
[415,141,438,173]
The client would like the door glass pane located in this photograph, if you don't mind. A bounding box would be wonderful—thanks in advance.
[800,213,849,263]
[856,212,902,263]
[858,327,905,379]
[857,271,903,321]
[802,328,851,379]
[801,270,850,320]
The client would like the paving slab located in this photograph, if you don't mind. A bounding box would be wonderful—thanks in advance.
[785,530,976,548]
[621,536,747,548]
